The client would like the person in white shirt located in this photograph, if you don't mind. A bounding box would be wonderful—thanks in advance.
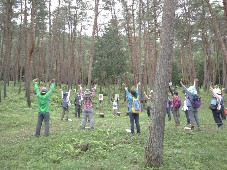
[182,95,190,126]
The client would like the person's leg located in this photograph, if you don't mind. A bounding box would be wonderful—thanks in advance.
[82,109,88,129]
[88,108,94,129]
[185,110,190,125]
[166,108,171,120]
[44,112,50,136]
[176,109,180,125]
[35,112,43,137]
[134,114,140,134]
[78,105,81,118]
[188,107,195,130]
[65,108,69,121]
[213,110,223,127]
[75,105,77,117]
[194,109,200,128]
[129,112,135,134]
[61,108,65,120]
[172,108,180,126]
[147,107,151,117]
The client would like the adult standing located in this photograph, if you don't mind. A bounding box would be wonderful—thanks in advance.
[210,86,223,129]
[166,94,172,121]
[180,79,200,130]
[144,90,153,118]
[60,89,71,121]
[169,83,181,126]
[182,95,190,126]
[33,78,55,137]
[123,82,141,135]
[80,84,97,130]
[74,91,82,118]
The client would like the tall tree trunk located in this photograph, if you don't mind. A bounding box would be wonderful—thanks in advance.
[45,0,52,83]
[145,0,176,167]
[205,0,227,68]
[87,0,99,89]
[25,0,35,107]
[3,0,13,98]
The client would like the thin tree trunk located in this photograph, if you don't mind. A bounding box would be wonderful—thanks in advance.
[3,0,13,98]
[25,0,35,107]
[87,0,99,89]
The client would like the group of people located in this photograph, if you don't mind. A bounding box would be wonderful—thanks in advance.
[166,79,225,130]
[33,77,225,137]
[33,78,97,137]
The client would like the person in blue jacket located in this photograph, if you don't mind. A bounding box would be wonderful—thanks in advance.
[123,82,141,135]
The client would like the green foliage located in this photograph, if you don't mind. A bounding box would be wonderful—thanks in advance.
[1,83,227,170]
[93,22,129,85]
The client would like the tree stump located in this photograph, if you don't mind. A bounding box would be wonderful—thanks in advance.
[99,113,105,118]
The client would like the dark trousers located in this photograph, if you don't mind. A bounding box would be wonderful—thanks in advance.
[147,107,151,117]
[185,110,190,125]
[212,109,223,127]
[35,112,50,137]
[129,112,140,134]
[75,105,81,118]
[166,108,171,120]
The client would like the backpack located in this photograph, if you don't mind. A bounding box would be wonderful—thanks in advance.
[131,97,141,114]
[190,94,201,108]
[173,95,181,108]
[209,97,218,110]
[62,93,68,109]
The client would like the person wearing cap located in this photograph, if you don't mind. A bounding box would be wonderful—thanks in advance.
[180,79,200,130]
[144,90,153,118]
[60,88,71,121]
[122,82,141,135]
[210,86,223,129]
[33,78,55,137]
[79,84,97,130]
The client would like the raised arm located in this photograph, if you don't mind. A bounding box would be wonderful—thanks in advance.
[33,78,40,95]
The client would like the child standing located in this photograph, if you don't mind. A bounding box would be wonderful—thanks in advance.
[112,99,118,115]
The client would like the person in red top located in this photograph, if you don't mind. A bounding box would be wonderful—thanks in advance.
[79,84,97,130]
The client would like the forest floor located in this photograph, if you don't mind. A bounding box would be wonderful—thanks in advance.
[0,83,227,170]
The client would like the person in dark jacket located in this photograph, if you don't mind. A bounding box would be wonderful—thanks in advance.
[74,92,82,118]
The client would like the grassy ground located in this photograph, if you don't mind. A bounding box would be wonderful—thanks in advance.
[0,83,227,170]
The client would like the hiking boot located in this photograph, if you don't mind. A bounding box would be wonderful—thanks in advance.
[191,126,194,130]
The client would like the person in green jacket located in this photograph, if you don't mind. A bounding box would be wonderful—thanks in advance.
[33,78,55,137]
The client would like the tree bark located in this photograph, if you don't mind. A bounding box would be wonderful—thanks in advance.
[87,0,99,89]
[3,0,13,98]
[25,0,35,107]
[145,0,176,167]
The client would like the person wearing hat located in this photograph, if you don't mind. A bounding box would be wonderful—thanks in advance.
[210,86,223,129]
[144,90,153,118]
[79,84,97,130]
[60,88,71,121]
[33,78,55,137]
